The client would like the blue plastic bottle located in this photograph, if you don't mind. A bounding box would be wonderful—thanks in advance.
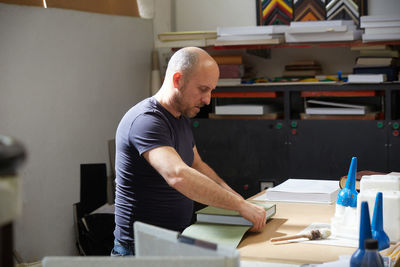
[350,201,372,267]
[371,192,390,250]
[361,239,384,267]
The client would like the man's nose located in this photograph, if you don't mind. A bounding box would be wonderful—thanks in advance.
[202,92,211,105]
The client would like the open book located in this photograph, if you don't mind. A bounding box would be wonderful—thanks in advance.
[196,202,276,226]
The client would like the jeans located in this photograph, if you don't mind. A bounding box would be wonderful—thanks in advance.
[110,239,135,256]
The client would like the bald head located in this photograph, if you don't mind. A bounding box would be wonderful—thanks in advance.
[156,47,219,118]
[166,47,218,82]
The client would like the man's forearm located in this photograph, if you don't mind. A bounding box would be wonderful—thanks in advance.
[192,160,243,199]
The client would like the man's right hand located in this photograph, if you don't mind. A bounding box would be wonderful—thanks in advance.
[238,200,266,232]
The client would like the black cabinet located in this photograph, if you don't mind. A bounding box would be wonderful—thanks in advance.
[287,120,388,177]
[191,83,400,197]
[192,119,288,198]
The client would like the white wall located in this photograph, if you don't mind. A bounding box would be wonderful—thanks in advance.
[174,0,256,31]
[0,3,153,262]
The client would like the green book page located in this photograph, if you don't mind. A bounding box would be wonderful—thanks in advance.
[182,223,250,248]
[196,201,275,216]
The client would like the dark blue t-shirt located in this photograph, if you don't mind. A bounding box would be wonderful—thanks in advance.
[114,97,195,246]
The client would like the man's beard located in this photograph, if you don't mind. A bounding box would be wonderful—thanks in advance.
[173,86,201,118]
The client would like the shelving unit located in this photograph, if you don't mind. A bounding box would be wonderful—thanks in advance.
[171,39,400,198]
[192,82,400,198]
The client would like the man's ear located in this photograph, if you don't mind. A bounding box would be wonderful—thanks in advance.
[172,72,183,90]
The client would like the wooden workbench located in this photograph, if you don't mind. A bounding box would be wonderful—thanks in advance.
[238,200,357,264]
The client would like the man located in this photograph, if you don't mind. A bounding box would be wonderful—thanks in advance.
[112,47,266,256]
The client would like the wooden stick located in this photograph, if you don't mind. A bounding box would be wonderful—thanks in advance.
[271,234,310,242]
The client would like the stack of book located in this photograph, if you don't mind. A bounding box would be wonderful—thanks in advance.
[157,31,217,48]
[361,15,400,42]
[283,60,322,77]
[285,20,362,43]
[352,47,399,81]
[195,202,276,226]
[214,25,287,46]
[213,55,243,86]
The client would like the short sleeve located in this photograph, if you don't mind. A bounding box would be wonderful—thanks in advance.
[129,113,172,155]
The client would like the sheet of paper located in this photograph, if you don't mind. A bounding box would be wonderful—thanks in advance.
[182,223,250,248]
[254,179,340,204]
[268,179,339,194]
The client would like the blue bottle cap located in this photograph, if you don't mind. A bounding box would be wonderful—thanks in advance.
[336,157,358,207]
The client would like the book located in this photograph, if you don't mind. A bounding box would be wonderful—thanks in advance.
[196,202,276,226]
[350,45,390,51]
[285,65,321,71]
[215,104,276,115]
[216,78,242,86]
[217,25,289,36]
[265,179,340,204]
[361,15,400,23]
[306,99,372,109]
[339,170,386,191]
[288,60,320,66]
[355,57,395,67]
[214,36,284,46]
[283,69,320,77]
[285,30,362,43]
[286,25,356,34]
[347,74,387,83]
[305,107,369,115]
[158,31,217,42]
[364,27,400,35]
[360,15,400,28]
[208,113,281,120]
[212,55,242,65]
[362,33,400,42]
[218,64,244,78]
[290,20,355,27]
[300,112,382,120]
[155,38,216,48]
[353,66,398,81]
[359,50,399,58]
[305,99,371,115]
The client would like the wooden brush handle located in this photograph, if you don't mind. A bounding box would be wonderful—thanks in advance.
[271,234,308,242]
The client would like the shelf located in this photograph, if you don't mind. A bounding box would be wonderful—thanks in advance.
[300,90,380,97]
[211,40,400,50]
[211,91,279,98]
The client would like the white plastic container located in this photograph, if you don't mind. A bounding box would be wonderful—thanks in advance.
[331,204,358,239]
[360,175,400,192]
[357,174,400,242]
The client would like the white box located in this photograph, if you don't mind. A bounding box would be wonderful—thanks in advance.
[360,175,400,192]
[357,191,400,242]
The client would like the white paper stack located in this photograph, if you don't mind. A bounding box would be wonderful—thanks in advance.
[347,74,387,83]
[264,179,340,204]
[215,25,288,46]
[361,15,400,41]
[285,20,362,43]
